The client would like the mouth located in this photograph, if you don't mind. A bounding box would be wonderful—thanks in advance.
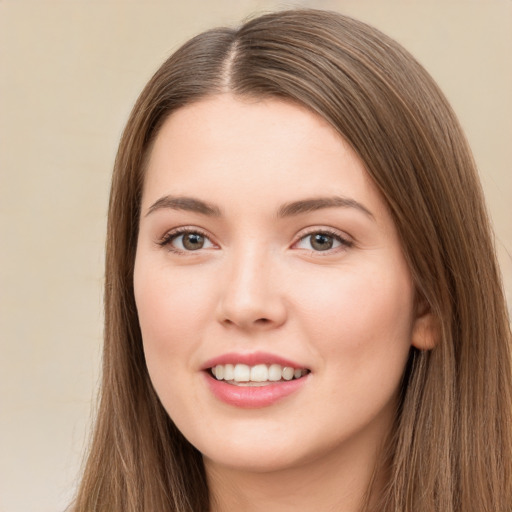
[209,363,310,386]
[202,352,311,407]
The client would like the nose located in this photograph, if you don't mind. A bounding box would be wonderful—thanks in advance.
[216,246,287,331]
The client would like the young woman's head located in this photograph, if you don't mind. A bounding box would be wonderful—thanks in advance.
[73,9,512,512]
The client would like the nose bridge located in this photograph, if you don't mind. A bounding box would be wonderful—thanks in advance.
[217,239,286,329]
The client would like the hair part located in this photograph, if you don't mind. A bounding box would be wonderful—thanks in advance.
[72,9,512,512]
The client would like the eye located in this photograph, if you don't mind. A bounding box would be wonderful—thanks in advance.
[159,228,216,252]
[294,230,352,252]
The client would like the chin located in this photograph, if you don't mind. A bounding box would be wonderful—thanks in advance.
[202,446,310,474]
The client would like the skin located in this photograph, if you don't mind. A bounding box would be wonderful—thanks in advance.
[134,94,431,512]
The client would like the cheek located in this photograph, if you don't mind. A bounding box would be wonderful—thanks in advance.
[292,265,415,434]
[133,257,214,363]
[293,263,415,368]
[133,257,215,421]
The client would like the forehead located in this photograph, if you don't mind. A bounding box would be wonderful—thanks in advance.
[142,94,384,219]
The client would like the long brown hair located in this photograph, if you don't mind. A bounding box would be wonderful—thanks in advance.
[72,9,512,511]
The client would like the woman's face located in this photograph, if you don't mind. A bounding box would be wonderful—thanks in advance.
[134,94,423,473]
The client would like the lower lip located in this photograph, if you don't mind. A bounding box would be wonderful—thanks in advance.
[204,372,309,408]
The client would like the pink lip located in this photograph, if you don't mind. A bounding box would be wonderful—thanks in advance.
[201,351,310,409]
[201,351,306,371]
[204,372,310,409]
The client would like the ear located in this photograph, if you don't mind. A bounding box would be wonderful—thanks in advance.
[411,296,439,350]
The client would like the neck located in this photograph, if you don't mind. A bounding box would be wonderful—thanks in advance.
[205,432,387,512]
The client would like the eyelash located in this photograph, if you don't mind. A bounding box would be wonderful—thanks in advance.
[294,228,354,254]
[157,227,353,255]
[157,227,214,254]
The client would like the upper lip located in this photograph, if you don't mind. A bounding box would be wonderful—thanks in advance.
[201,351,309,371]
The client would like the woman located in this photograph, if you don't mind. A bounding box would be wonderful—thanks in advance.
[72,9,512,512]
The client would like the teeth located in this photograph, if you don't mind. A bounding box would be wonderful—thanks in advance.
[211,363,308,383]
[234,364,250,382]
[224,363,235,380]
[282,367,294,381]
[250,364,268,382]
[268,364,282,381]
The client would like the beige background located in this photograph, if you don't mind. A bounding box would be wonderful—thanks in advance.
[0,1,510,511]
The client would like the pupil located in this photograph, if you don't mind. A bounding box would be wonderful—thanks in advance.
[183,233,204,250]
[311,233,333,251]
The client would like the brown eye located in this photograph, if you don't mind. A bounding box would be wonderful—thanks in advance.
[181,232,205,250]
[310,233,334,251]
[294,230,352,253]
[161,230,215,252]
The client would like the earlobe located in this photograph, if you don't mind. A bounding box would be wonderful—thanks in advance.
[411,298,439,350]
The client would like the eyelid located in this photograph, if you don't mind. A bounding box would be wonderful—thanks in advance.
[156,225,353,254]
[157,226,218,253]
[291,227,354,252]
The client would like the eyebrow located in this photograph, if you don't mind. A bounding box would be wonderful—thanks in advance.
[145,194,374,220]
[146,195,222,217]
[277,196,374,219]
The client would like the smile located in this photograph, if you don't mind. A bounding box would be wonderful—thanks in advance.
[202,352,311,407]
[210,363,309,385]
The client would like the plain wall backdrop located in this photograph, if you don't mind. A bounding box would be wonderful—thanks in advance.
[0,1,510,511]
